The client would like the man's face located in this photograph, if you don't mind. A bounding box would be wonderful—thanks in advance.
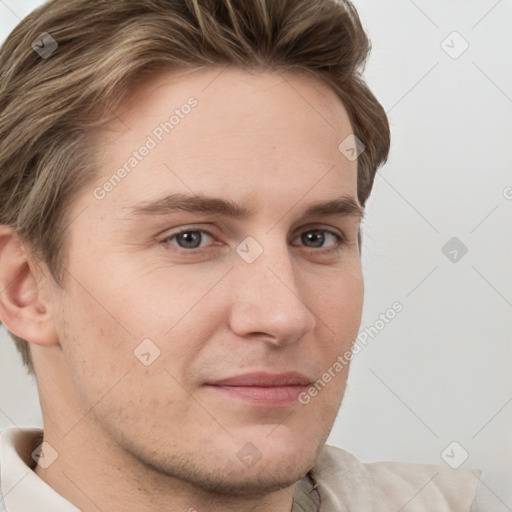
[44,67,364,494]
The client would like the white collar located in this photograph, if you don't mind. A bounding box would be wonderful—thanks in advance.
[0,427,80,511]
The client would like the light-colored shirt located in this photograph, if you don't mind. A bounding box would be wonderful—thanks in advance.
[0,427,483,511]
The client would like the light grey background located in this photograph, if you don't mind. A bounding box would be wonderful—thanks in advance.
[0,0,511,509]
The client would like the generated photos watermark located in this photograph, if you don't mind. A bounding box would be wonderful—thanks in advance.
[298,301,403,405]
[93,97,198,200]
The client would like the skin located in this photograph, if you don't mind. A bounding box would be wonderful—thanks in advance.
[0,66,364,512]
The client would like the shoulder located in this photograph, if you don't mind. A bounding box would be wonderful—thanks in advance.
[310,444,481,512]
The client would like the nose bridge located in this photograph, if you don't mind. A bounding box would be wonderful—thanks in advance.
[228,233,316,344]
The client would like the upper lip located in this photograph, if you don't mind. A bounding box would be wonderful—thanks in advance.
[207,371,314,387]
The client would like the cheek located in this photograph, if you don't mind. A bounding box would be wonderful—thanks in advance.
[56,261,216,403]
[314,263,364,335]
[55,274,141,406]
[307,268,363,413]
[307,264,363,398]
[56,283,196,434]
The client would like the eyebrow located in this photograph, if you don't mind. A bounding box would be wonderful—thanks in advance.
[127,193,364,222]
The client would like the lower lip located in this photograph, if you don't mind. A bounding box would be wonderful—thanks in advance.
[205,385,309,407]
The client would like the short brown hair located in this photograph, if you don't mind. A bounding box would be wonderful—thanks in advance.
[0,0,390,376]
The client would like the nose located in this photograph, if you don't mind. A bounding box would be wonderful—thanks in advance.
[227,240,317,347]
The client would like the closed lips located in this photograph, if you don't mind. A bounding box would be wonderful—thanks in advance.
[206,371,314,387]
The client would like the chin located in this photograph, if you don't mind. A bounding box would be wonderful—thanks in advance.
[217,432,320,490]
[143,432,320,498]
[185,455,313,498]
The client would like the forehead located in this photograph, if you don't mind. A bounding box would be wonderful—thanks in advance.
[89,66,359,215]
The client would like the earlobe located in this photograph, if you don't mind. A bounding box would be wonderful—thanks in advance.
[0,227,59,347]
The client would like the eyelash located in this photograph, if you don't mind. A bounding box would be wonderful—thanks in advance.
[161,227,347,255]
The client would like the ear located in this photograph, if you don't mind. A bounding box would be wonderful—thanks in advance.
[0,226,59,346]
